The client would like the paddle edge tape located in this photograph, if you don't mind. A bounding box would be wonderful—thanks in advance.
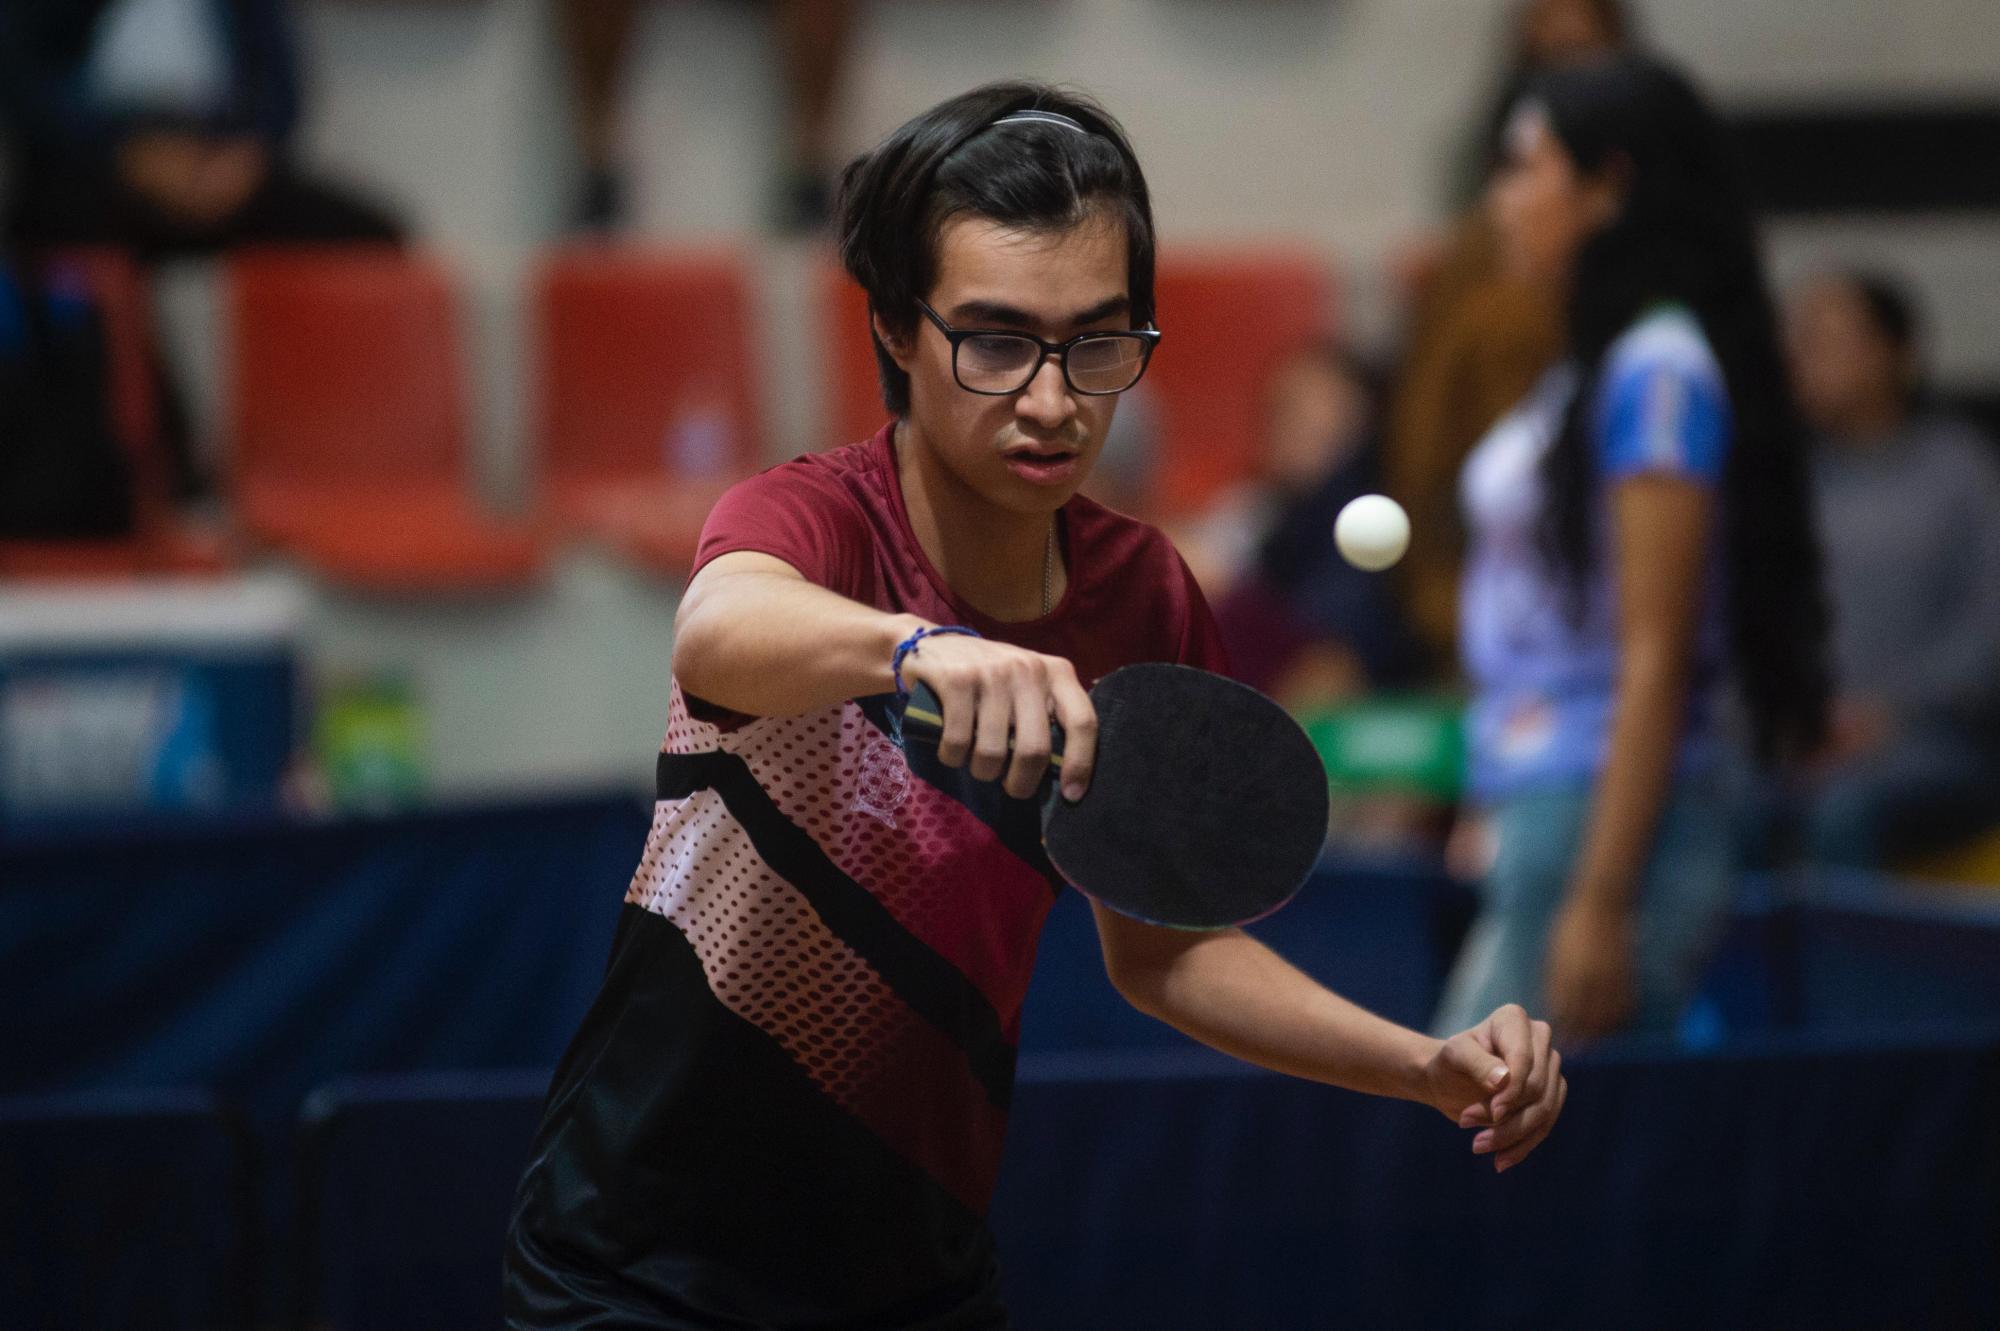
[903,687,945,732]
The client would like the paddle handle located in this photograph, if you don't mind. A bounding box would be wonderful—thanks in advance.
[902,682,1067,771]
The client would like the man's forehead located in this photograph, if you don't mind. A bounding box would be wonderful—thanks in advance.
[931,213,1129,324]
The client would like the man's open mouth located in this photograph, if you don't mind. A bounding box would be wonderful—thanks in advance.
[1002,446,1082,484]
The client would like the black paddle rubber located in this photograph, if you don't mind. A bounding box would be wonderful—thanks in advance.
[903,663,1329,929]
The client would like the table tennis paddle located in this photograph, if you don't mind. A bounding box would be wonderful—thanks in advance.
[902,663,1329,930]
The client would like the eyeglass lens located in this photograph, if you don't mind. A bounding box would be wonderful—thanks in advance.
[955,333,1149,394]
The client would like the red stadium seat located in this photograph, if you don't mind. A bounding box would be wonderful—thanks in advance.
[0,250,232,580]
[817,249,1336,519]
[224,248,543,592]
[0,523,229,579]
[820,261,890,451]
[532,247,764,576]
[1144,249,1337,518]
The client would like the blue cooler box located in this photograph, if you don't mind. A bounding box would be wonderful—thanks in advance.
[0,578,302,821]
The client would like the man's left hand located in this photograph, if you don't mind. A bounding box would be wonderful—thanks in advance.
[1421,1004,1566,1172]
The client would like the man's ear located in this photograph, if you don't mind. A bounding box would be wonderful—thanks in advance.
[872,310,915,373]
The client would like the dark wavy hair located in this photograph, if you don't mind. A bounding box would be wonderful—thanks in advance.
[1526,54,1830,763]
[833,82,1156,417]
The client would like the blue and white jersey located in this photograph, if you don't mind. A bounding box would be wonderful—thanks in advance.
[1459,305,1732,801]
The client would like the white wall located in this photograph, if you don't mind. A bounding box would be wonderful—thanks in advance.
[295,0,2000,256]
[1645,0,2000,102]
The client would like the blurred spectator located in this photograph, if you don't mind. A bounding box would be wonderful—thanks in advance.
[1384,221,1561,675]
[1432,56,1829,1044]
[0,0,403,257]
[1449,0,1635,211]
[559,0,636,232]
[1177,342,1416,709]
[1384,0,1633,675]
[1777,270,2000,865]
[0,0,404,503]
[0,260,135,538]
[558,0,858,234]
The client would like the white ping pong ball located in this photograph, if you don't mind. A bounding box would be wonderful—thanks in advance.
[1334,494,1410,572]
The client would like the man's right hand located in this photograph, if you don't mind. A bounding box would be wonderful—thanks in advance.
[901,632,1097,803]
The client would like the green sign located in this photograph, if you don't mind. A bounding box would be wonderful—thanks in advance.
[314,672,426,811]
[1300,696,1464,801]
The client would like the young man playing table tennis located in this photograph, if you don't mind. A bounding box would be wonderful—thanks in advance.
[504,83,1567,1330]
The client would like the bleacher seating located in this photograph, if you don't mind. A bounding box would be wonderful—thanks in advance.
[532,247,764,576]
[1,243,1344,589]
[0,1088,257,1331]
[267,1032,2000,1330]
[992,1030,2000,1330]
[224,248,544,593]
[295,1070,549,1331]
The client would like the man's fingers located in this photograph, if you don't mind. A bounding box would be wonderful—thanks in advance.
[1048,668,1096,803]
[1475,1093,1554,1158]
[933,676,977,769]
[1484,1005,1536,1121]
[1479,1078,1556,1154]
[1002,678,1054,800]
[1498,1017,1554,1120]
[969,682,1013,783]
[912,649,1089,799]
[1440,1031,1510,1110]
[1495,1072,1568,1172]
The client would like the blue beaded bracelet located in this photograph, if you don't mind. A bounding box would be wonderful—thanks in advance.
[892,625,981,699]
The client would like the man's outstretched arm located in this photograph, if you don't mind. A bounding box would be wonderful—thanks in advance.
[674,551,924,717]
[1094,905,1566,1172]
[674,551,1098,799]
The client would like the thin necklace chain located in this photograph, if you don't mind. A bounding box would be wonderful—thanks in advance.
[1041,519,1056,616]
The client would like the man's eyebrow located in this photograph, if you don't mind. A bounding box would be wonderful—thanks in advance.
[947,295,1131,330]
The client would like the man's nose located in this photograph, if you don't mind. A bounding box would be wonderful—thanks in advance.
[1015,355,1072,426]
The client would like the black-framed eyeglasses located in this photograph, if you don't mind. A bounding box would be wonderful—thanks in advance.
[915,298,1161,396]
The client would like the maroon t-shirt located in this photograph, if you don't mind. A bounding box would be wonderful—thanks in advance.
[506,425,1226,1330]
[694,422,1226,685]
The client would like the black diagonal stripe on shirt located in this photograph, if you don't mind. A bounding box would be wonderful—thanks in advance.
[656,750,1016,1110]
[854,693,1064,890]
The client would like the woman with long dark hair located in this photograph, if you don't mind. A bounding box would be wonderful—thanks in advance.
[1433,54,1829,1041]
